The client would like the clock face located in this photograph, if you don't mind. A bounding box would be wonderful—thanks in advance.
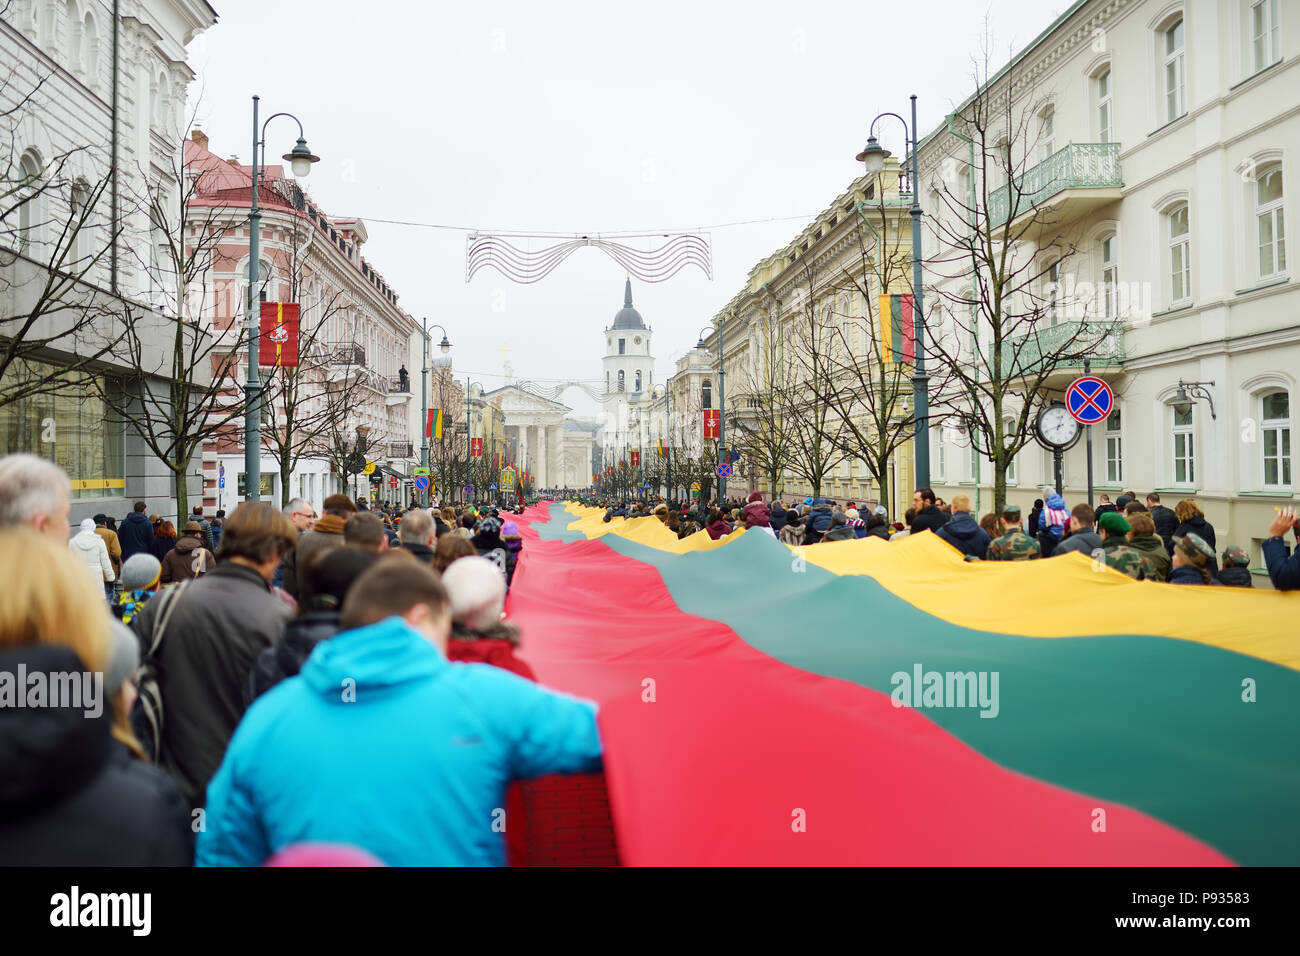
[1037,405,1079,447]
[634,336,642,345]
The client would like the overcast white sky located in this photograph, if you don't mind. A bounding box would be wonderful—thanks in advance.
[187,0,1070,417]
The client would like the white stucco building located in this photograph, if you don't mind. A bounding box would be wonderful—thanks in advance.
[915,0,1297,574]
[602,278,655,463]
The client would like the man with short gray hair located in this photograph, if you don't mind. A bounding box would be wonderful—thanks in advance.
[283,498,316,533]
[397,508,436,564]
[0,453,71,540]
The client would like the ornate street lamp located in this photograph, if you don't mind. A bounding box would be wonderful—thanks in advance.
[856,94,929,489]
[244,96,320,501]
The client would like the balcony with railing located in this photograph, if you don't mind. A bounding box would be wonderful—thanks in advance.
[1000,319,1125,386]
[987,143,1122,231]
[386,373,413,407]
[330,343,365,366]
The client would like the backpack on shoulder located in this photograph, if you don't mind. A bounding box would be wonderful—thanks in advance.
[132,578,192,763]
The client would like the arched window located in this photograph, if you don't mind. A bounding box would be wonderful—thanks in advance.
[617,370,625,392]
[635,369,642,392]
[702,378,712,409]
[243,258,274,306]
[1166,202,1191,304]
[1099,233,1118,319]
[1256,164,1286,279]
[1095,66,1113,142]
[17,150,43,253]
[65,1,82,68]
[83,13,99,89]
[1261,390,1292,488]
[1163,17,1186,122]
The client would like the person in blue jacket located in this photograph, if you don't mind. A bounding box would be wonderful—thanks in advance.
[197,555,603,867]
[1263,505,1300,591]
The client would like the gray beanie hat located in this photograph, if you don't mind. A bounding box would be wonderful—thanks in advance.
[120,553,161,591]
[104,620,139,693]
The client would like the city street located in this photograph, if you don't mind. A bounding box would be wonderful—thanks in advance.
[1,0,1298,927]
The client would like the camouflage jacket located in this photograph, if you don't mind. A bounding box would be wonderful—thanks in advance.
[985,529,1041,561]
[1102,539,1160,580]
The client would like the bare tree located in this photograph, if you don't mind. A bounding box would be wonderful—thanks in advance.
[774,266,851,499]
[98,123,253,521]
[728,312,793,498]
[1,65,121,407]
[920,46,1121,511]
[260,221,369,506]
[805,192,918,511]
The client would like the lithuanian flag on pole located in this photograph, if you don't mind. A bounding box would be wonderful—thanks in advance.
[879,293,915,364]
[426,408,443,439]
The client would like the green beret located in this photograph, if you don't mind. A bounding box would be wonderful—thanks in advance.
[1097,512,1131,534]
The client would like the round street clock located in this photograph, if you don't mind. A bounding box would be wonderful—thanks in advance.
[1035,402,1081,450]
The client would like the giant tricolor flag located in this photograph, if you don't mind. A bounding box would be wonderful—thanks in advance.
[502,500,1300,867]
[258,302,300,367]
[878,293,915,365]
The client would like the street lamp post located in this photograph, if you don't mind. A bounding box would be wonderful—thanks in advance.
[244,95,320,502]
[419,322,452,506]
[857,94,928,490]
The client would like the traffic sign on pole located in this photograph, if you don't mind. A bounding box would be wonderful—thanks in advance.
[414,475,430,491]
[362,460,376,476]
[1065,376,1113,425]
[716,463,732,479]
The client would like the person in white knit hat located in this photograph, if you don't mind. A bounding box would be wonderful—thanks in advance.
[441,556,534,680]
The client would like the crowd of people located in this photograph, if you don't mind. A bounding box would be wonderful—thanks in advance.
[0,452,599,867]
[587,486,1300,589]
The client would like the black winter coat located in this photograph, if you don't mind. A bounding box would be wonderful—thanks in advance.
[130,562,291,809]
[0,645,192,865]
[1149,505,1179,553]
[118,511,155,562]
[1217,565,1254,587]
[246,611,341,704]
[910,505,949,535]
[1174,516,1217,555]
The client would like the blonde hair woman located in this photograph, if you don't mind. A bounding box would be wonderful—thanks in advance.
[0,528,191,864]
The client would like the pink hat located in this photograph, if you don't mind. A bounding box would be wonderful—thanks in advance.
[264,843,386,867]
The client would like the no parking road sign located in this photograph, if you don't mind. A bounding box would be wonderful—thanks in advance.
[716,462,733,479]
[414,475,430,491]
[1065,376,1113,425]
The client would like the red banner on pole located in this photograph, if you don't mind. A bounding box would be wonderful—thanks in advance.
[258,302,300,367]
[703,409,720,440]
[471,437,483,457]
[630,451,640,467]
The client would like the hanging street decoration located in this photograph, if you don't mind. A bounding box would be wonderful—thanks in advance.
[466,232,712,284]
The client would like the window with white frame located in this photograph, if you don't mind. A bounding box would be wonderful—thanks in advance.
[1172,405,1195,485]
[1252,0,1281,74]
[1039,108,1055,163]
[1096,68,1113,142]
[1261,390,1291,488]
[1046,260,1061,324]
[1256,165,1286,279]
[1168,203,1191,304]
[1105,405,1123,483]
[1099,234,1118,318]
[1164,18,1186,123]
